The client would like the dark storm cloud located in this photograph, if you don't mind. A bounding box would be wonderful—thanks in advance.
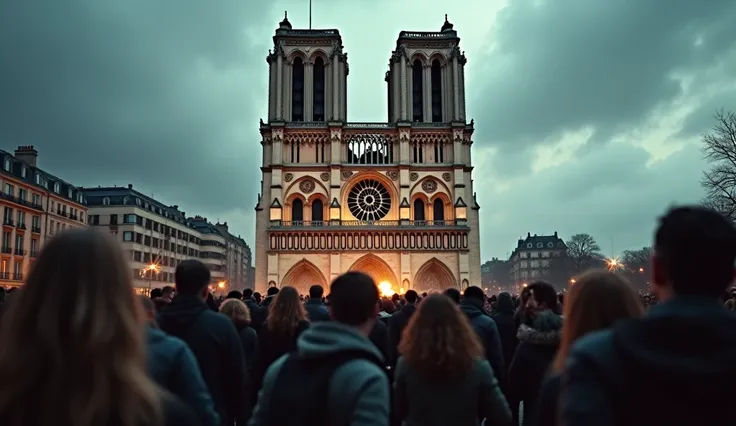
[470,0,736,174]
[0,1,273,213]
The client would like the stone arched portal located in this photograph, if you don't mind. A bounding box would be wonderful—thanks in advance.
[413,258,457,292]
[280,259,329,296]
[348,254,398,288]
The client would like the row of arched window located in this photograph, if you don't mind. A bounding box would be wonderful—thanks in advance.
[291,57,326,122]
[414,198,445,222]
[290,199,324,223]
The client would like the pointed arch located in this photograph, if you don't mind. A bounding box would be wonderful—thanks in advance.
[348,254,398,287]
[280,259,328,295]
[414,258,456,292]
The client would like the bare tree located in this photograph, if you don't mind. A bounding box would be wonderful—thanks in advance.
[566,233,603,273]
[701,109,736,220]
[621,247,652,291]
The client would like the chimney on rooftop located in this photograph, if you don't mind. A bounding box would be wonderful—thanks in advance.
[128,184,133,189]
[14,146,38,167]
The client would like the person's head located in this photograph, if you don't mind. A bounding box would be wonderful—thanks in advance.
[0,229,162,425]
[463,286,485,302]
[495,292,515,314]
[267,286,280,297]
[652,206,736,300]
[380,299,396,314]
[391,293,400,303]
[161,286,174,298]
[175,259,211,299]
[226,290,243,300]
[443,288,461,304]
[404,290,418,304]
[329,272,380,334]
[553,270,643,371]
[150,288,162,299]
[243,288,254,300]
[253,291,262,304]
[399,294,483,380]
[526,281,558,312]
[267,286,306,334]
[138,295,157,326]
[309,284,324,299]
[219,298,251,327]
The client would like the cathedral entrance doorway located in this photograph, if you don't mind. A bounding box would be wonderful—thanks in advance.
[348,254,399,295]
[280,259,328,296]
[413,258,457,292]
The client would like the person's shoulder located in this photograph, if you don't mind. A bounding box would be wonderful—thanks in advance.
[148,328,188,358]
[161,391,201,426]
[571,328,614,356]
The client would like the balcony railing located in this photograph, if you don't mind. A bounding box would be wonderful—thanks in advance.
[30,250,38,258]
[0,272,8,280]
[1,246,10,254]
[14,248,26,256]
[269,220,466,229]
[31,226,41,233]
[16,223,26,230]
[0,192,43,211]
[12,273,23,281]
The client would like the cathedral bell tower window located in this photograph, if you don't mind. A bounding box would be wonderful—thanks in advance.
[313,57,325,122]
[412,60,424,122]
[292,57,305,121]
[431,60,442,123]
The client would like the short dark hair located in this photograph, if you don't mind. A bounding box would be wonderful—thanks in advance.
[174,260,210,295]
[227,290,243,300]
[243,288,253,299]
[655,206,736,296]
[309,285,324,299]
[527,281,558,309]
[404,290,418,304]
[443,288,461,304]
[463,286,484,301]
[329,272,379,326]
[161,286,174,296]
[150,288,163,299]
[267,286,280,296]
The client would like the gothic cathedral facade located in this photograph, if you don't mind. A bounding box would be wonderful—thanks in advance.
[254,15,481,294]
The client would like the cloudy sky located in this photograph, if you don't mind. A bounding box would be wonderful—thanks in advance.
[2,0,735,261]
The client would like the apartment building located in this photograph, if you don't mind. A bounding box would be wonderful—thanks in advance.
[84,185,251,294]
[0,146,88,287]
[509,232,567,286]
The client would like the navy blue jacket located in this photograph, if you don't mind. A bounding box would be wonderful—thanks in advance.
[561,297,736,426]
[304,298,330,322]
[459,298,506,386]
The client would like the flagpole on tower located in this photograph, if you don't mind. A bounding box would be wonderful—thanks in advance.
[309,0,312,29]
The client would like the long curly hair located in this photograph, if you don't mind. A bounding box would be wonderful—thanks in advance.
[399,293,483,380]
[0,229,162,426]
[552,269,643,372]
[267,286,307,335]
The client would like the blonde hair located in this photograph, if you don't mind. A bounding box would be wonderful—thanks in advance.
[0,229,163,426]
[220,298,251,326]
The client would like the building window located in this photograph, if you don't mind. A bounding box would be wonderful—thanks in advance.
[434,142,444,163]
[290,142,300,163]
[135,198,141,206]
[313,57,325,121]
[292,57,305,121]
[292,199,304,222]
[311,199,324,222]
[123,231,133,242]
[68,188,72,198]
[413,142,423,163]
[431,60,442,122]
[4,184,13,196]
[20,166,26,178]
[413,199,425,221]
[18,189,26,201]
[433,199,444,222]
[3,159,10,171]
[35,174,41,185]
[32,194,40,206]
[412,60,424,122]
[102,197,110,205]
[110,214,118,225]
[54,182,60,193]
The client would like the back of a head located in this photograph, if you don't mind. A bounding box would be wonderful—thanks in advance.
[496,292,515,313]
[267,286,305,334]
[309,284,324,299]
[150,288,163,299]
[404,289,418,304]
[329,272,379,326]
[227,290,243,300]
[0,229,161,425]
[219,298,251,326]
[553,269,643,371]
[654,206,736,297]
[463,285,485,302]
[399,294,483,379]
[243,288,254,299]
[443,288,461,304]
[161,286,174,297]
[175,259,211,296]
[527,281,558,309]
[267,286,280,297]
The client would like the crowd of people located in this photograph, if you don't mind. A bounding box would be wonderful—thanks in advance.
[0,205,734,426]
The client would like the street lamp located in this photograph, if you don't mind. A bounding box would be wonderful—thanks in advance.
[329,198,341,223]
[454,197,467,222]
[141,263,160,294]
[270,198,283,222]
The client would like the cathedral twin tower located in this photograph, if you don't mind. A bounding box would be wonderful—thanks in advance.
[254,13,481,294]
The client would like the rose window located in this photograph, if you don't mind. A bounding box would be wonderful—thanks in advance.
[347,179,391,221]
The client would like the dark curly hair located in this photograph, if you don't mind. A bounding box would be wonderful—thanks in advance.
[398,293,483,380]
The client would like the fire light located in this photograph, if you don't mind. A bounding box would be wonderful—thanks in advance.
[378,281,396,297]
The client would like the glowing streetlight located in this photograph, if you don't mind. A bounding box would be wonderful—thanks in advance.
[639,267,644,273]
[607,258,623,272]
[570,278,576,285]
[141,263,160,293]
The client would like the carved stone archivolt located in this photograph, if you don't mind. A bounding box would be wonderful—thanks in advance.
[320,172,330,182]
[442,172,452,182]
[409,172,419,182]
[284,173,294,182]
[299,179,315,194]
[341,170,354,181]
[422,179,438,193]
[386,171,399,181]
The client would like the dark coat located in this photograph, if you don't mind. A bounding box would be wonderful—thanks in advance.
[235,324,258,370]
[147,327,220,426]
[561,297,736,426]
[492,292,519,375]
[250,295,275,333]
[157,295,250,426]
[368,316,390,365]
[163,393,204,426]
[507,311,562,426]
[459,298,506,387]
[532,372,560,426]
[388,304,417,367]
[251,319,310,397]
[304,298,331,322]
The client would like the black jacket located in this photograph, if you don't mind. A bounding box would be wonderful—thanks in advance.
[492,293,519,375]
[235,324,258,371]
[561,297,736,426]
[368,317,390,365]
[250,295,275,333]
[304,298,331,322]
[533,372,561,426]
[252,319,310,397]
[388,304,417,367]
[157,295,250,426]
[460,298,507,387]
[508,310,562,426]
